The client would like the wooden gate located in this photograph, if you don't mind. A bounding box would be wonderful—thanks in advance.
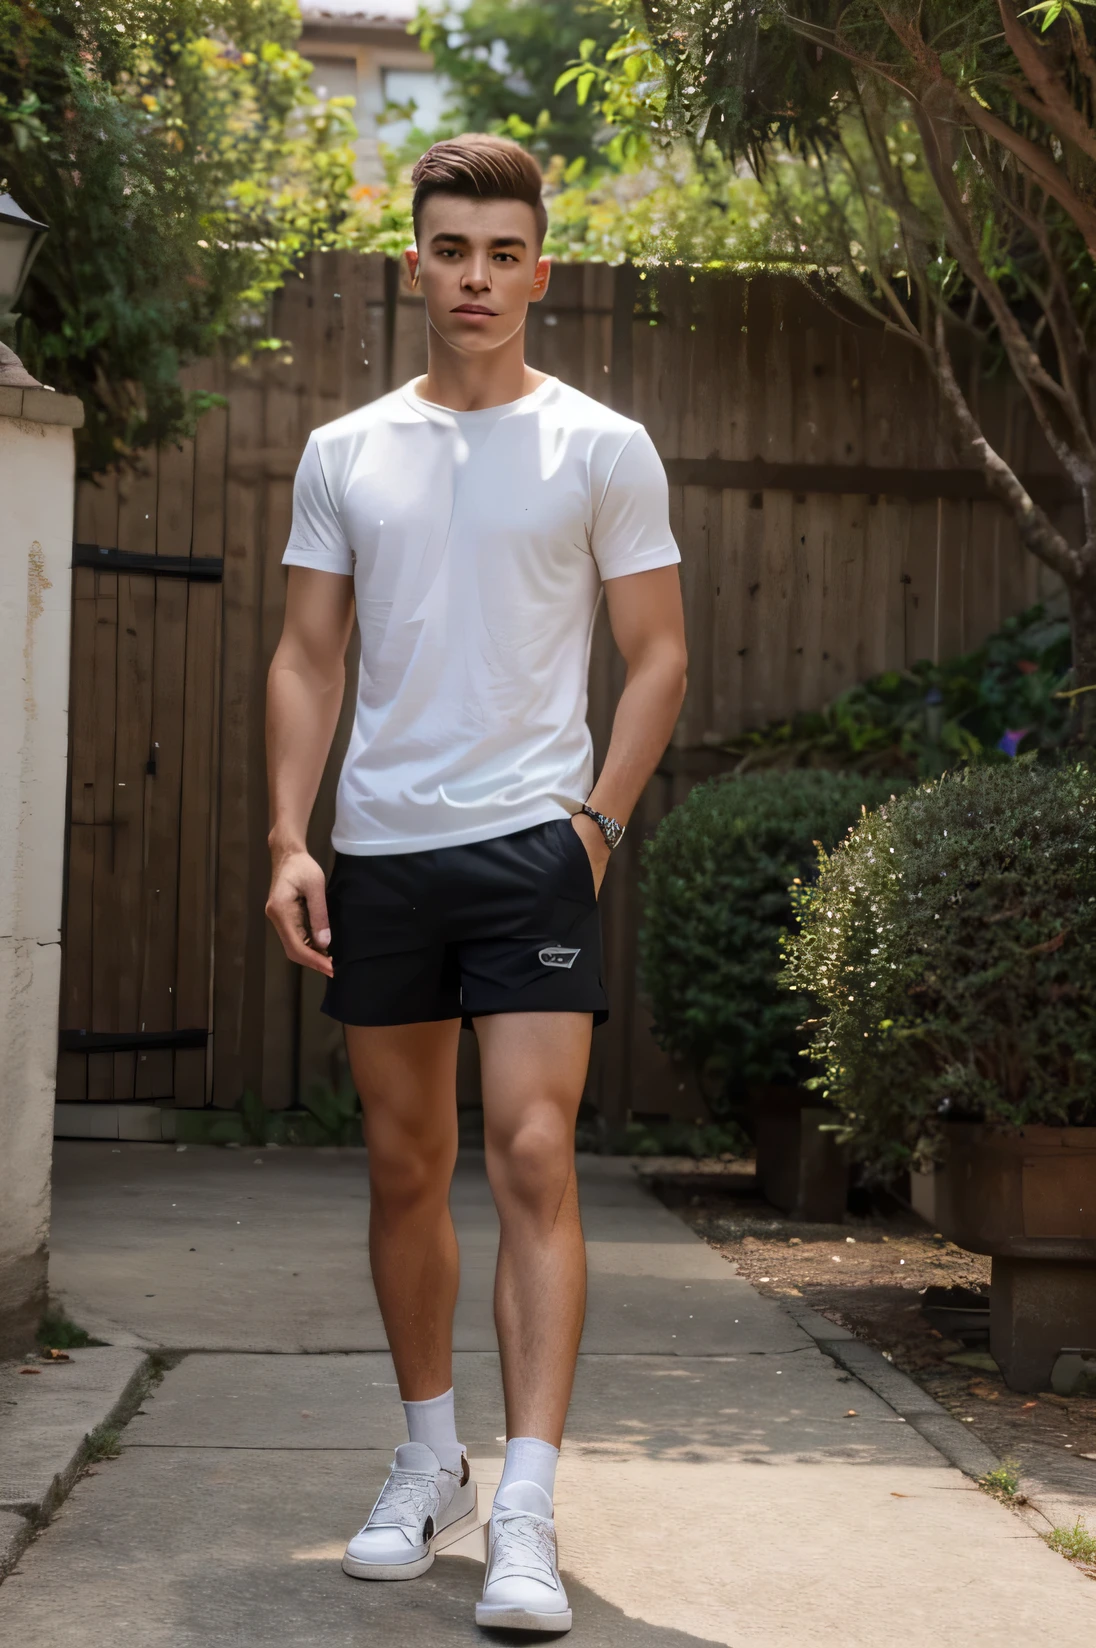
[58,389,225,1113]
[58,255,1073,1130]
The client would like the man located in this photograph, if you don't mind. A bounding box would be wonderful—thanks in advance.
[265,133,686,1635]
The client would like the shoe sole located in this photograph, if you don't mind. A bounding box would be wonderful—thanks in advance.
[475,1601,573,1633]
[342,1499,481,1582]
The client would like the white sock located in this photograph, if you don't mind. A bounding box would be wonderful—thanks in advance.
[402,1387,463,1477]
[494,1436,559,1513]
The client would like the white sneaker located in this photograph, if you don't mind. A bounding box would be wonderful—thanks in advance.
[342,1442,479,1581]
[475,1481,572,1633]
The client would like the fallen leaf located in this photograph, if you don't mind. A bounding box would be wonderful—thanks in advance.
[1022,1401,1038,1411]
[18,1367,40,1375]
[42,1348,71,1361]
[845,1410,859,1417]
[1079,1452,1096,1461]
[969,1380,1000,1402]
[890,1492,910,1498]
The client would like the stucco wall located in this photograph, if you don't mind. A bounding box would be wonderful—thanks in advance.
[0,387,80,1355]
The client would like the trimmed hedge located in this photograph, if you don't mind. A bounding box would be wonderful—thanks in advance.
[638,769,906,1111]
[781,759,1096,1177]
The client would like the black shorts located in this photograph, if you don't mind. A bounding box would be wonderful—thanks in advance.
[321,818,608,1028]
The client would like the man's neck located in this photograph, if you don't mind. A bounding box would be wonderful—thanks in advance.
[418,330,545,412]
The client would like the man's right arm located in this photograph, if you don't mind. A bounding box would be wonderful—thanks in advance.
[265,564,356,978]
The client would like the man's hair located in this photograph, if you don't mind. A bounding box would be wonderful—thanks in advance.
[411,134,547,248]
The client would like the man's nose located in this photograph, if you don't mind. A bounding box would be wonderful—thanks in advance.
[462,257,492,291]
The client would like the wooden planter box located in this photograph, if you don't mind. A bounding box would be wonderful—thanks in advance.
[933,1124,1096,1391]
[751,1086,848,1223]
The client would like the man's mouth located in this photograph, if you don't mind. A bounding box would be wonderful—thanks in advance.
[451,303,497,316]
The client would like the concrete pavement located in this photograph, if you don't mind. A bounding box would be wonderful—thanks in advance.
[0,1142,1092,1644]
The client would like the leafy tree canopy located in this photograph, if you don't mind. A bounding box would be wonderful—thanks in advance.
[410,0,620,166]
[352,0,772,264]
[0,0,357,472]
[557,1,1096,733]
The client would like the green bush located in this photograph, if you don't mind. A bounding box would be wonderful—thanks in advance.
[714,603,1072,778]
[638,769,906,1112]
[1,0,357,472]
[781,760,1096,1179]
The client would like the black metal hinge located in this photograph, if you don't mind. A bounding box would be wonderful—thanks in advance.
[73,543,223,581]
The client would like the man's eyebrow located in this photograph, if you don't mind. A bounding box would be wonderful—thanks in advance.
[429,233,527,249]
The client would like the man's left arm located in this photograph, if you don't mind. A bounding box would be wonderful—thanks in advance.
[573,564,688,890]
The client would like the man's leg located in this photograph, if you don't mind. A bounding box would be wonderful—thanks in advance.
[344,1018,463,1401]
[473,1010,589,1632]
[340,1018,481,1583]
[476,1010,591,1444]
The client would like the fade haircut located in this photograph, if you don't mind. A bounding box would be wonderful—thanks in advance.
[411,134,548,249]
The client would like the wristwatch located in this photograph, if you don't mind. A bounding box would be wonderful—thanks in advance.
[579,802,626,850]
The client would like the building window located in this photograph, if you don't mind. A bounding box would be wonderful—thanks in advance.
[380,68,446,148]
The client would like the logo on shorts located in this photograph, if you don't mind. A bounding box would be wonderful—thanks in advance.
[539,945,580,970]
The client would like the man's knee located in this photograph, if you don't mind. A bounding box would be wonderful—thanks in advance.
[487,1111,575,1217]
[368,1125,455,1209]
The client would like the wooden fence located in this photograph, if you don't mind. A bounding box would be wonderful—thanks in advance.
[59,254,1070,1125]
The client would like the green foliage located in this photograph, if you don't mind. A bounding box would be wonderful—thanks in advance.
[342,0,771,266]
[0,0,357,472]
[411,0,620,165]
[239,1087,269,1147]
[782,761,1096,1179]
[553,4,1096,706]
[718,604,1073,779]
[348,139,772,264]
[38,1307,107,1349]
[83,1423,122,1461]
[1044,1519,1096,1563]
[639,769,906,1110]
[981,1460,1022,1501]
[300,1074,363,1145]
[620,1117,751,1157]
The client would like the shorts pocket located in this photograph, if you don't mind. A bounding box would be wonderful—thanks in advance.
[328,855,429,964]
[556,817,598,906]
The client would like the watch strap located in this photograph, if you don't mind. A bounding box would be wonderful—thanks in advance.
[579,803,625,850]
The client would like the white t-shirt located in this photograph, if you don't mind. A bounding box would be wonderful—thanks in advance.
[282,374,680,854]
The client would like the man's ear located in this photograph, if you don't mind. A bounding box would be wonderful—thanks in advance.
[529,255,551,304]
[404,246,419,287]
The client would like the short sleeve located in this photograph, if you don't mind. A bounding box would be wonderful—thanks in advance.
[282,433,353,575]
[590,426,680,581]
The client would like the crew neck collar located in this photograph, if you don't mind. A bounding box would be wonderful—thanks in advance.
[401,375,558,422]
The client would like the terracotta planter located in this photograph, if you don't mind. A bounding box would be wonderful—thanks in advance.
[751,1086,848,1223]
[933,1124,1096,1392]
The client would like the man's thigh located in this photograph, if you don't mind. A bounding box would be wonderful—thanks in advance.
[474,1012,593,1138]
[344,1020,463,1148]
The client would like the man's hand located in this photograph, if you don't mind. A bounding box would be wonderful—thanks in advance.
[570,811,612,898]
[265,846,333,977]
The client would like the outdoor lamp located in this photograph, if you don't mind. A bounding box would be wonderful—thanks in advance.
[0,193,48,320]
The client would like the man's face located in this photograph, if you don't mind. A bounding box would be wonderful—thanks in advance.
[406,193,550,356]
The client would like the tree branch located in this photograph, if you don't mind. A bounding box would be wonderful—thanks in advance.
[996,0,1096,166]
[933,313,1081,582]
[956,92,1096,255]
